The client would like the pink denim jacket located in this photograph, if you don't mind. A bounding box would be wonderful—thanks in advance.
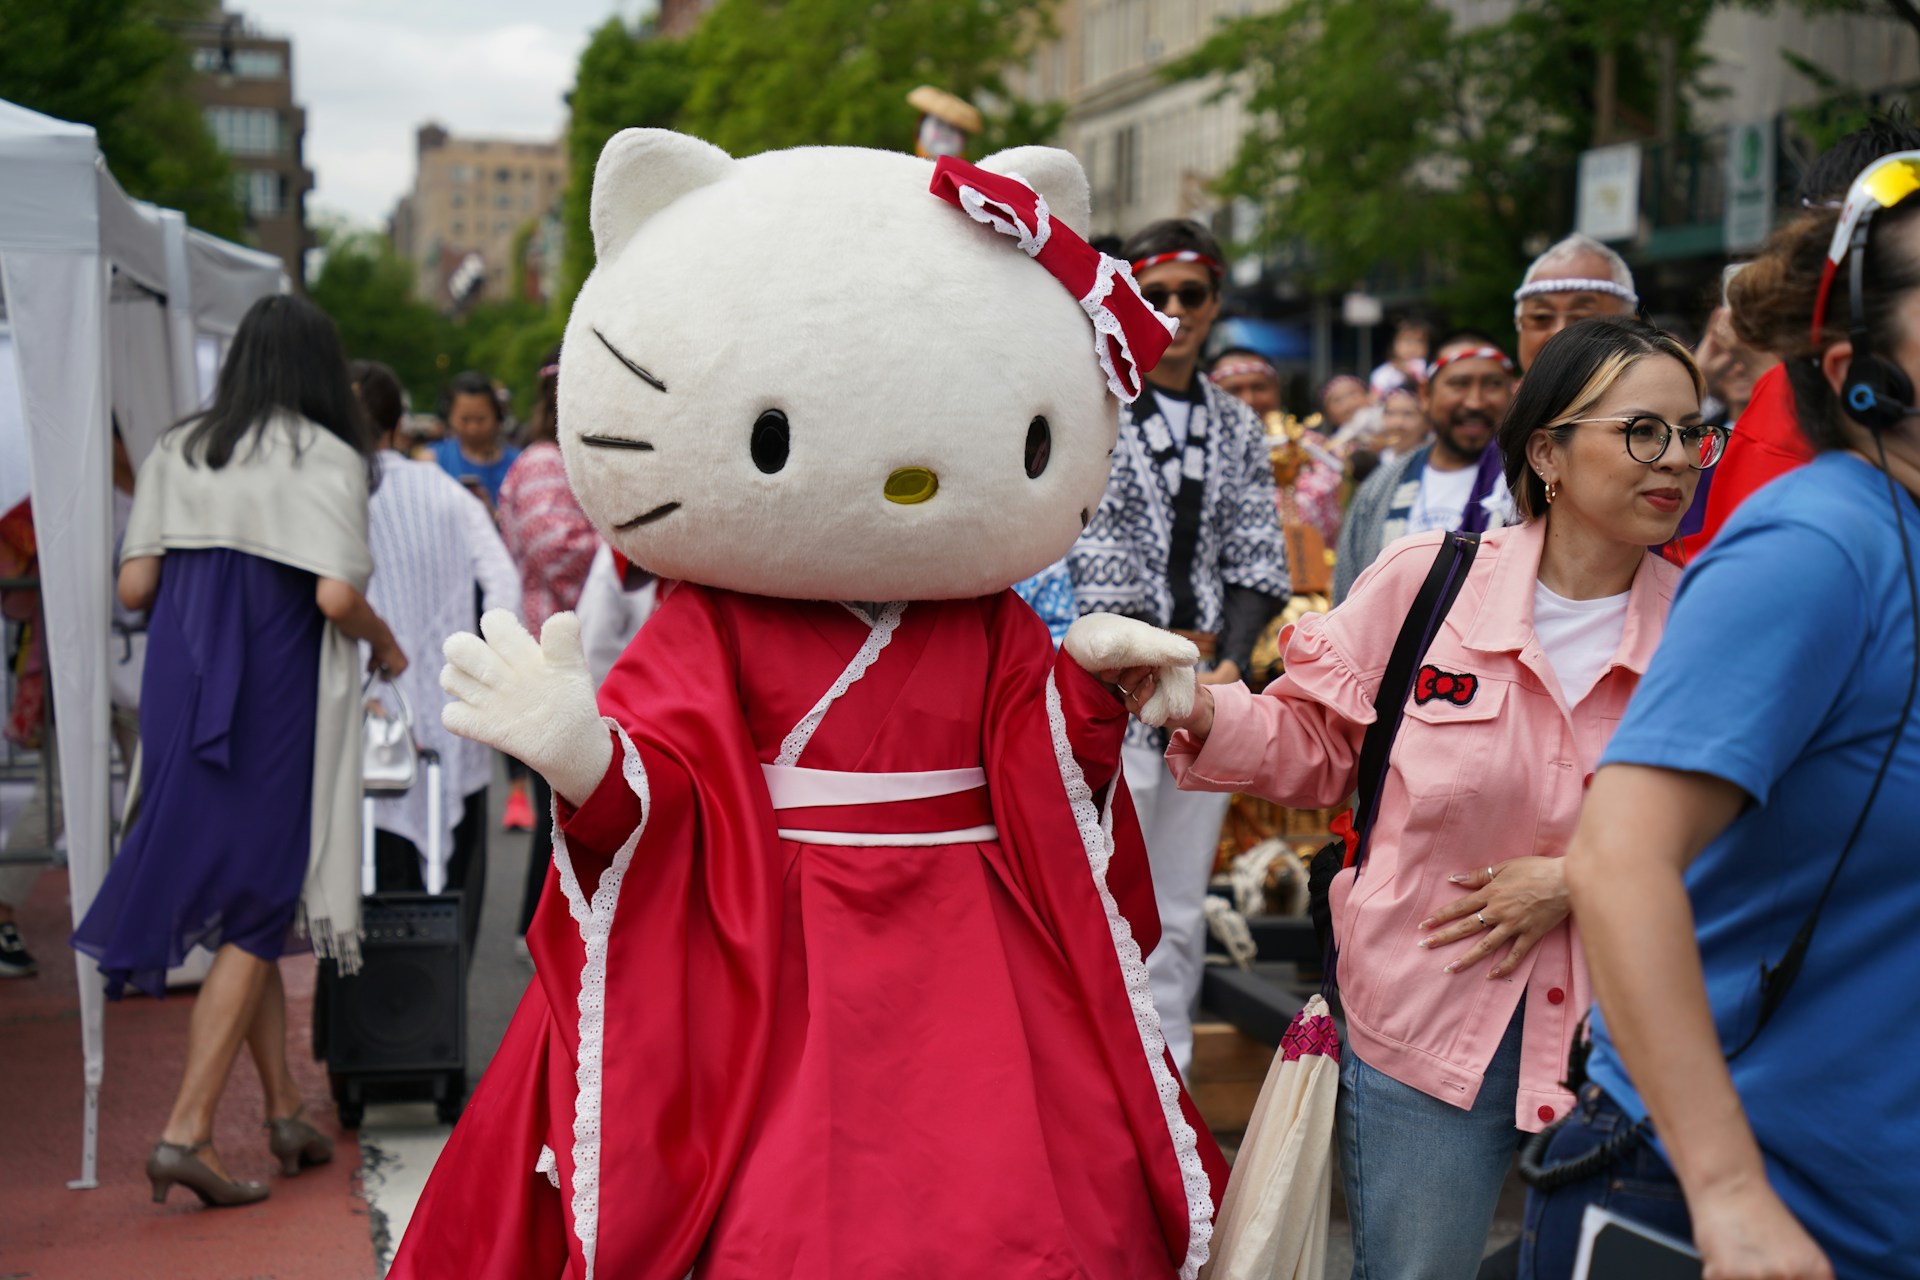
[1166,520,1679,1130]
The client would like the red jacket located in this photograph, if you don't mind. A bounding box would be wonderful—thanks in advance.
[1675,364,1812,564]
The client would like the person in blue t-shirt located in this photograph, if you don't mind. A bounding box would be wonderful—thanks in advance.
[429,369,520,506]
[1520,158,1920,1280]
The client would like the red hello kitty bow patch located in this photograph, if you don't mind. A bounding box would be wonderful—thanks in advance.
[1414,665,1477,706]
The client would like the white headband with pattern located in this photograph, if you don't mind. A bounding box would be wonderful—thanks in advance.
[1512,276,1639,306]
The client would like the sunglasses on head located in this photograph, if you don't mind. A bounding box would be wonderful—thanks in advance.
[1141,283,1214,312]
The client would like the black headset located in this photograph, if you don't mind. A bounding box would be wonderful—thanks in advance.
[1841,215,1920,432]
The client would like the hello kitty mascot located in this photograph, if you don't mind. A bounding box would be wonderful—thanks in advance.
[389,130,1227,1280]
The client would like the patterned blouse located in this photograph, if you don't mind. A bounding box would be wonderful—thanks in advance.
[496,442,600,631]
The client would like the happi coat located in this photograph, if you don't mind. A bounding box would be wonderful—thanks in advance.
[1069,377,1289,748]
[388,582,1227,1280]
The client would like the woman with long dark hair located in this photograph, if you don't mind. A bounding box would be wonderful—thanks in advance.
[1138,317,1721,1278]
[73,293,407,1208]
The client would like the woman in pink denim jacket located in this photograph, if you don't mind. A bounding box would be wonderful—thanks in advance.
[1132,317,1722,1278]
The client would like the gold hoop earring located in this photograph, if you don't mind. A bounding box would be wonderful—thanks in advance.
[1545,480,1559,505]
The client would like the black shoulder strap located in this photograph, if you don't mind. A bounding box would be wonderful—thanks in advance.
[1350,531,1481,868]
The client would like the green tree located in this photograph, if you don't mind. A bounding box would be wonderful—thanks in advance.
[556,19,693,313]
[446,296,566,418]
[1171,0,1717,335]
[0,0,244,238]
[552,3,1063,323]
[676,0,1057,158]
[308,227,451,409]
[675,0,1059,157]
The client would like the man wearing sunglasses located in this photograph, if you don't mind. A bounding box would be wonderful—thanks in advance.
[1068,218,1289,1075]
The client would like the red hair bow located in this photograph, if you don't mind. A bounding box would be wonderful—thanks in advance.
[928,156,1176,401]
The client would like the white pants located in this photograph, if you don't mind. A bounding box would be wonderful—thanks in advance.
[1122,741,1232,1077]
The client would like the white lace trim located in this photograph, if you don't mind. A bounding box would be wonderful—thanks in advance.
[1079,254,1179,402]
[549,718,651,1280]
[955,173,1052,257]
[1044,673,1212,1280]
[774,602,907,767]
[535,1144,560,1190]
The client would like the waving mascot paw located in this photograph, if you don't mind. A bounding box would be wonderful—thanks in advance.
[441,610,612,806]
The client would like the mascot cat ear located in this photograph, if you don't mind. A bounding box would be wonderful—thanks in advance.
[592,128,736,263]
[977,146,1091,241]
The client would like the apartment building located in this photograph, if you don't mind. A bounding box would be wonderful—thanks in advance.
[389,124,568,309]
[183,7,314,285]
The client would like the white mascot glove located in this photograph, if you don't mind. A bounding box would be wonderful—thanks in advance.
[1061,612,1200,727]
[441,610,612,808]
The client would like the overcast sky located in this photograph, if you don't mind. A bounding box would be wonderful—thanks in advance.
[237,0,653,228]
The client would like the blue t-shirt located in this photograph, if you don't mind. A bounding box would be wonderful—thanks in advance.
[429,436,520,505]
[1588,453,1920,1275]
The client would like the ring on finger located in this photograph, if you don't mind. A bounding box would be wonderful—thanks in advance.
[1486,865,1496,880]
[1475,911,1489,927]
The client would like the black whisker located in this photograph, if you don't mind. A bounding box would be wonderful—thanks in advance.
[593,328,667,393]
[616,501,681,530]
[581,434,655,451]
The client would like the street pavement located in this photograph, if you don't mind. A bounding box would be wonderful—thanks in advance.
[355,774,535,1272]
[3,765,1523,1277]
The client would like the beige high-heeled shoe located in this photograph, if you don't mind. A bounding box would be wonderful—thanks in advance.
[147,1139,270,1207]
[266,1107,333,1177]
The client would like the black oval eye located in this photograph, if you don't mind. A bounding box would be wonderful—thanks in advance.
[751,409,790,474]
[1024,415,1051,479]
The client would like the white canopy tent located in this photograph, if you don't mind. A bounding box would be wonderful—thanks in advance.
[0,97,284,1188]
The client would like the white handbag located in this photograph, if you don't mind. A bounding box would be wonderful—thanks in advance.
[362,673,418,795]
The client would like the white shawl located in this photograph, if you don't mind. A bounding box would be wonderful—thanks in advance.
[122,412,373,970]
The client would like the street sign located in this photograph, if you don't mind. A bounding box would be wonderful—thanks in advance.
[1724,120,1776,253]
[1577,144,1642,243]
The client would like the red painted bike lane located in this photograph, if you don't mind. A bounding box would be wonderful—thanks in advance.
[1,870,377,1280]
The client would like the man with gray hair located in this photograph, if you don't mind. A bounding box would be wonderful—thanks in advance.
[1513,232,1639,370]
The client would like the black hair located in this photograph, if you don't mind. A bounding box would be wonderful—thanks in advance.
[525,344,562,445]
[1796,109,1920,206]
[1393,317,1435,338]
[177,294,376,484]
[1120,219,1228,282]
[1209,346,1275,370]
[1435,328,1505,355]
[349,360,406,437]
[443,370,504,423]
[1498,315,1703,520]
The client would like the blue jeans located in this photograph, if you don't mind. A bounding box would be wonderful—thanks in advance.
[1518,1085,1692,1280]
[1338,1011,1525,1280]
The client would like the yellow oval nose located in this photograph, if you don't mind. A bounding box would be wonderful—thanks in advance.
[884,467,938,504]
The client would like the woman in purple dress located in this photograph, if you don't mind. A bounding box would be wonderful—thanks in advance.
[72,295,407,1208]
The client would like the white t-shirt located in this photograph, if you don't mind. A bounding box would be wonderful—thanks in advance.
[1406,463,1479,535]
[1532,582,1631,705]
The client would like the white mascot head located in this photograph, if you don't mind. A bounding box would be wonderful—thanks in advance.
[558,130,1170,601]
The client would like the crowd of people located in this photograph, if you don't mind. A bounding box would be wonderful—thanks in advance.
[10,111,1919,1280]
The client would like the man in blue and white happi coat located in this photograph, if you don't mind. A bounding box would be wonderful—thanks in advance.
[1068,218,1289,1074]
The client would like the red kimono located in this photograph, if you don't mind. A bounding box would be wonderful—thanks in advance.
[389,584,1226,1280]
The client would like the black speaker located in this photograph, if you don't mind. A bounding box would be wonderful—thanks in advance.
[318,891,466,1126]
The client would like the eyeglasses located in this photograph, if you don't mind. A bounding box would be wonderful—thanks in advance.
[1141,283,1215,313]
[1562,415,1730,469]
